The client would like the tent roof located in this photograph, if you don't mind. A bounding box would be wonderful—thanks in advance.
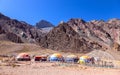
[17,53,29,56]
[35,55,47,58]
[80,55,90,60]
[80,56,89,58]
[16,53,30,58]
[67,55,78,58]
[50,53,63,58]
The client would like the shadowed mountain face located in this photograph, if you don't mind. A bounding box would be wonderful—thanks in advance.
[36,20,54,28]
[39,23,102,53]
[35,20,54,33]
[40,18,120,52]
[0,13,46,43]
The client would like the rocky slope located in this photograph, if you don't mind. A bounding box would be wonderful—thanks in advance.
[40,22,102,52]
[1,13,120,53]
[0,13,46,43]
[40,18,120,52]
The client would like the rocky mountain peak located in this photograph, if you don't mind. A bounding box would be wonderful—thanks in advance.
[107,18,120,24]
[91,20,104,23]
[36,20,54,28]
[0,13,10,20]
[68,18,86,25]
[0,13,47,43]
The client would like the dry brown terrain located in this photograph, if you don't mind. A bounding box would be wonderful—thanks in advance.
[0,41,84,56]
[0,41,120,75]
[0,62,120,75]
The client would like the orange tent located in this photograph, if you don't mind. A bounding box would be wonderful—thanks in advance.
[16,53,31,61]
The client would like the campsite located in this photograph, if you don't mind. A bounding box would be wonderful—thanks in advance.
[1,0,120,75]
[0,55,120,75]
[0,41,120,75]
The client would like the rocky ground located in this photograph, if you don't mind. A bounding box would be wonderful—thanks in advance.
[0,62,120,75]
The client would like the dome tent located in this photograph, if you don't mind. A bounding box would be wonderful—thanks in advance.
[78,56,90,64]
[16,53,31,61]
[49,53,64,62]
[65,55,79,63]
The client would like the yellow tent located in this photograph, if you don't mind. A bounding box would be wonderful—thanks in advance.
[78,55,90,64]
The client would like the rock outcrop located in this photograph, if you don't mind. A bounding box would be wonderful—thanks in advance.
[40,18,120,52]
[40,22,102,52]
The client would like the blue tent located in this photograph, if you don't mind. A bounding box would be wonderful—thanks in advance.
[65,55,79,63]
[49,53,64,62]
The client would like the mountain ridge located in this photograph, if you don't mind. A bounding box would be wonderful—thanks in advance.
[0,13,120,53]
[0,13,47,43]
[40,18,120,52]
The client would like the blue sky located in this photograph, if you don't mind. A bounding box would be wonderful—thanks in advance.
[0,0,120,25]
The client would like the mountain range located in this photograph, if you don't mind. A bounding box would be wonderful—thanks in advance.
[40,18,120,52]
[0,13,54,43]
[0,13,120,53]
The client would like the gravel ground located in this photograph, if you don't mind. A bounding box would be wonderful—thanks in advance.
[0,62,120,75]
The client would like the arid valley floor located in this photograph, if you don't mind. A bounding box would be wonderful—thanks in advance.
[0,41,120,75]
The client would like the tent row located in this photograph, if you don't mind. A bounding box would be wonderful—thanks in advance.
[16,53,98,64]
